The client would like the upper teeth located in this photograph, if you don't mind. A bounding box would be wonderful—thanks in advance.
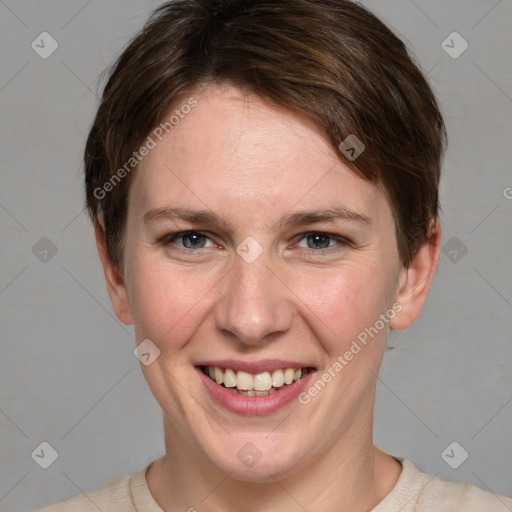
[205,366,307,391]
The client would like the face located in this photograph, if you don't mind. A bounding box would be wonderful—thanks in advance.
[100,83,435,482]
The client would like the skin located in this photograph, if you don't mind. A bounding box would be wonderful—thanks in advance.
[95,83,441,511]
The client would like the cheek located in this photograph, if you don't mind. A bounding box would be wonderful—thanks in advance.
[293,262,394,355]
[129,257,220,346]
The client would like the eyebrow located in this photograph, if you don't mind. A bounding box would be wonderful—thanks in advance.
[280,206,371,228]
[142,205,371,228]
[143,206,230,228]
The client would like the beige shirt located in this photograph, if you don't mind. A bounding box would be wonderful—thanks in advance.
[40,457,512,511]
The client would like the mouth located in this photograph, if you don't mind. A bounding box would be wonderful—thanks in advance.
[199,364,315,396]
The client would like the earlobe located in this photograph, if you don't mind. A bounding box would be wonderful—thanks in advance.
[390,220,441,330]
[94,216,134,325]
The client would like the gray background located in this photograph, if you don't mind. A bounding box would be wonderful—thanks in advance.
[0,0,511,510]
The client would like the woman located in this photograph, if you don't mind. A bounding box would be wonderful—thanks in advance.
[41,0,512,510]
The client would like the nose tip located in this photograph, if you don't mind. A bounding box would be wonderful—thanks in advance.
[214,259,293,346]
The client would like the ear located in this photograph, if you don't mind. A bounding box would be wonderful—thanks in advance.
[94,215,134,325]
[390,220,441,330]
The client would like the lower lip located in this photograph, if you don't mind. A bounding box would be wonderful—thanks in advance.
[196,367,316,416]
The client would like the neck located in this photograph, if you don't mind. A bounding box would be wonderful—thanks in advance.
[146,417,401,512]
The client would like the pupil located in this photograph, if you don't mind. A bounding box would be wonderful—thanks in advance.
[184,232,205,249]
[307,234,329,249]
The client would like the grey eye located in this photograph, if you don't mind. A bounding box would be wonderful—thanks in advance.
[180,232,208,249]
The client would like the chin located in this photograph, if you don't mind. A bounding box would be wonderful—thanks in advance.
[202,436,310,483]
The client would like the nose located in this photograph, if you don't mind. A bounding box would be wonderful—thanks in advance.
[214,252,293,346]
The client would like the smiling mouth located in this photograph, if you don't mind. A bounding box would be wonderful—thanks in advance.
[200,365,314,396]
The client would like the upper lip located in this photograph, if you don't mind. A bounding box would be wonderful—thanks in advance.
[196,359,316,374]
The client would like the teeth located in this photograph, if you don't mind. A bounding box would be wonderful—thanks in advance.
[253,372,272,391]
[214,367,224,385]
[224,368,237,388]
[236,371,253,391]
[271,369,285,387]
[238,389,256,397]
[284,368,295,385]
[203,365,309,393]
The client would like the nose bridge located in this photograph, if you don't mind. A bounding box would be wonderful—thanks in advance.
[214,251,292,345]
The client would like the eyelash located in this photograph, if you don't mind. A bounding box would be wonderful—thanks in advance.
[159,230,350,254]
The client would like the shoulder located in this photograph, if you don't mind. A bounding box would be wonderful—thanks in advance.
[39,469,139,512]
[375,457,512,512]
[416,470,512,511]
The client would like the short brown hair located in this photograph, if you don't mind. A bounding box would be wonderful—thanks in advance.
[85,0,447,269]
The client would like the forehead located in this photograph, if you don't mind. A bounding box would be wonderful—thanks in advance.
[129,84,391,228]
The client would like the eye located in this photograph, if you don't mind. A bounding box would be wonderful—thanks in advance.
[295,232,348,251]
[162,231,215,250]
